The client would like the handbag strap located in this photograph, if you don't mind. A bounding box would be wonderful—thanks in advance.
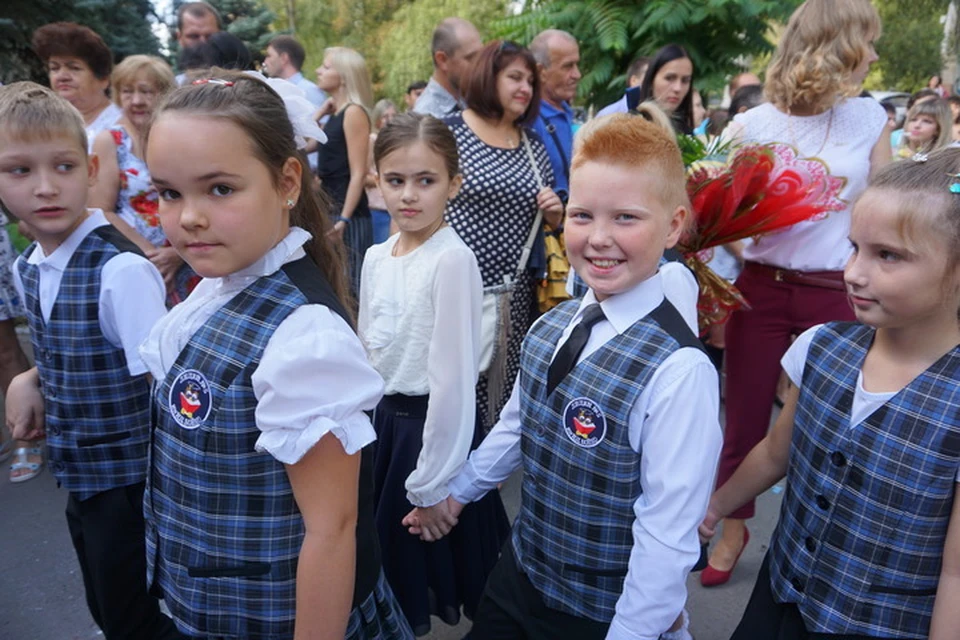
[511,130,544,281]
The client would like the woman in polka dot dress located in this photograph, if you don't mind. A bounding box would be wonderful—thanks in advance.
[444,41,564,429]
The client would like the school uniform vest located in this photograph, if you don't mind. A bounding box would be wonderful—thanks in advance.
[770,322,960,639]
[18,226,150,501]
[512,297,701,621]
[145,257,380,639]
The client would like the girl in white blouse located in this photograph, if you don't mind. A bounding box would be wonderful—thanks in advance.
[140,72,412,640]
[359,113,510,636]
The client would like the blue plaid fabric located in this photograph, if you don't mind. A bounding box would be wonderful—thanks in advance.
[18,227,150,500]
[511,298,691,621]
[770,322,960,639]
[146,258,402,639]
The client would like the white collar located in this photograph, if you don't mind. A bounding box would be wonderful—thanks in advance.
[218,227,312,284]
[27,209,109,270]
[574,272,665,335]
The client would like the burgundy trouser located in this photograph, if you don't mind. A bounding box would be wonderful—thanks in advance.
[718,263,854,519]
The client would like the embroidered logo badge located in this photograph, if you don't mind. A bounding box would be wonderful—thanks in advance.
[562,397,607,448]
[168,369,212,429]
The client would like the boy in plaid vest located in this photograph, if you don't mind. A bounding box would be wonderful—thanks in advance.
[405,113,722,640]
[700,148,960,638]
[0,83,179,639]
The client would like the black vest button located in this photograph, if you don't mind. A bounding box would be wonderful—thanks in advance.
[48,425,61,436]
[805,536,816,552]
[816,495,830,510]
[831,451,846,467]
[791,577,805,593]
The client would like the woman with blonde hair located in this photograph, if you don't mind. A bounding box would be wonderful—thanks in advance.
[896,97,953,160]
[315,47,375,295]
[89,55,198,305]
[702,0,891,589]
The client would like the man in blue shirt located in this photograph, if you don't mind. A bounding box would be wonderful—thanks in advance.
[530,30,581,201]
[262,35,327,108]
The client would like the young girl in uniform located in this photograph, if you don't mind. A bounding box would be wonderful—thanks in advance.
[140,71,413,640]
[358,113,509,635]
[700,147,960,639]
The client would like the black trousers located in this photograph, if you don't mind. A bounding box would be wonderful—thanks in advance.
[66,482,184,640]
[469,542,610,640]
[731,553,895,640]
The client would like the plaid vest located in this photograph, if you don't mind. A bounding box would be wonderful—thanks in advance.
[512,297,701,621]
[145,257,378,638]
[19,226,150,500]
[770,322,960,638]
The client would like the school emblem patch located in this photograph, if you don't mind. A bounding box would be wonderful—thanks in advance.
[168,369,212,429]
[562,397,607,448]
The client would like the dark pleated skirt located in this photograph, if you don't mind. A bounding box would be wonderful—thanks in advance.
[346,569,415,640]
[372,394,511,637]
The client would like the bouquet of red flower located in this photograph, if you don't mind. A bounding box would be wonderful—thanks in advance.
[677,142,846,333]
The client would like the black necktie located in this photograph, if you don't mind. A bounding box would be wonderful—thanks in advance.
[547,304,606,395]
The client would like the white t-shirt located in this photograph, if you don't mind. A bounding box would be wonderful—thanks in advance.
[732,98,887,271]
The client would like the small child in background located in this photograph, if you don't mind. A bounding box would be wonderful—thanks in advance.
[406,113,722,640]
[359,113,509,635]
[896,98,953,159]
[141,72,412,639]
[0,82,178,639]
[701,147,960,639]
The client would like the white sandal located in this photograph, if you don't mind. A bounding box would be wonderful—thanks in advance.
[9,446,43,483]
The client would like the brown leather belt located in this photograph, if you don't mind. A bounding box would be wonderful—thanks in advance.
[744,261,846,292]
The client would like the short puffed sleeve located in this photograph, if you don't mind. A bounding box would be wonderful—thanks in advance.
[252,305,385,464]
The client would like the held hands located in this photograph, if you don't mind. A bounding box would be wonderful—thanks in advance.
[698,504,723,543]
[6,369,45,441]
[536,187,564,229]
[402,495,464,542]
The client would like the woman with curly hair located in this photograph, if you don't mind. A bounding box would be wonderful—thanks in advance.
[701,0,891,588]
[32,22,120,151]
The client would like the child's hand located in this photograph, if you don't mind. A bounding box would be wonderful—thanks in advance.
[699,504,722,543]
[403,496,464,542]
[6,369,45,441]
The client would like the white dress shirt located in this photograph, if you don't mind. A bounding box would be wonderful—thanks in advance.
[448,273,722,640]
[11,209,166,376]
[359,227,482,506]
[139,228,383,464]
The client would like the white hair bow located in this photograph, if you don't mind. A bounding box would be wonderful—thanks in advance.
[244,71,327,149]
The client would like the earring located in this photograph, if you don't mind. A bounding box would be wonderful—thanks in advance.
[286,198,296,208]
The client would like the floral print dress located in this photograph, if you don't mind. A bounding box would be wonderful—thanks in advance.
[111,126,199,305]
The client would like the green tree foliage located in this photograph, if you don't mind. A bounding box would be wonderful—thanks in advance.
[0,0,161,84]
[376,0,505,102]
[495,0,801,107]
[262,0,336,75]
[871,0,949,92]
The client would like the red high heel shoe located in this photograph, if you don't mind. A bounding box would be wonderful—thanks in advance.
[700,526,750,587]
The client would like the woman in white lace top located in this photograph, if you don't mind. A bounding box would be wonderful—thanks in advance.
[703,0,891,590]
